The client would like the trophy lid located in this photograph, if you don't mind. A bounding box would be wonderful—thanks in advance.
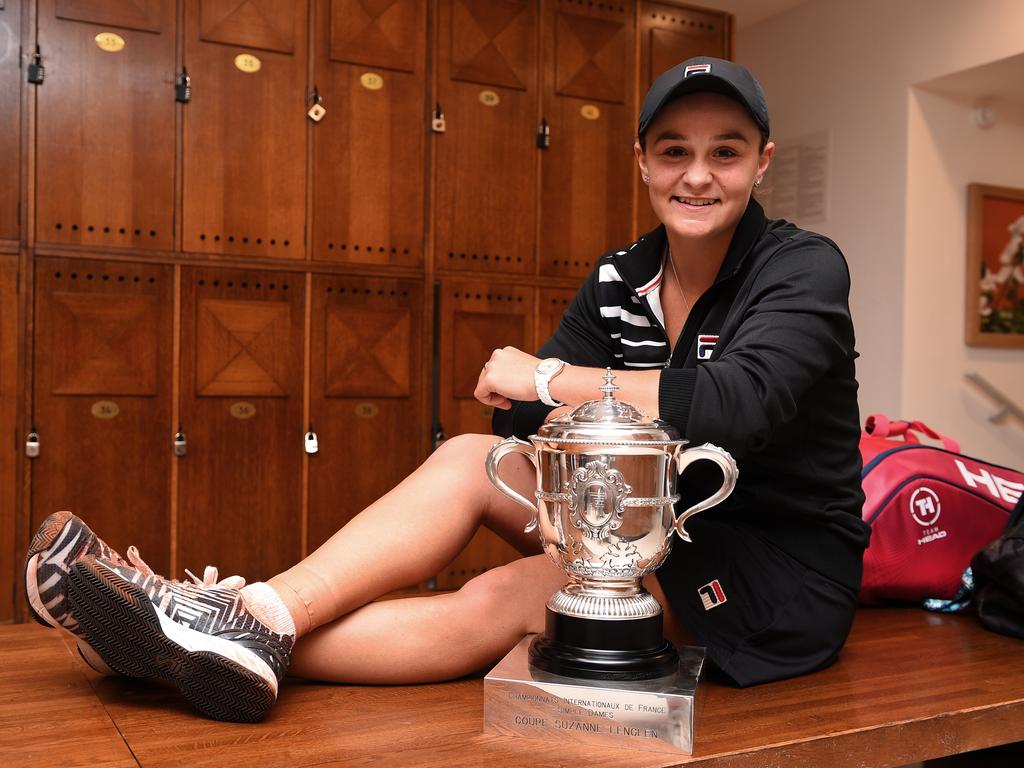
[535,369,685,446]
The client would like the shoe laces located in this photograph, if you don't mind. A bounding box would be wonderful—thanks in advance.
[125,545,247,590]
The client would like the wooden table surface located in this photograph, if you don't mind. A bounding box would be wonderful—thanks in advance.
[1,608,1022,767]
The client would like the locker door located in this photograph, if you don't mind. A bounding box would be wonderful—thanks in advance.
[537,286,575,348]
[0,255,17,621]
[183,1,307,259]
[308,274,425,551]
[539,0,635,279]
[436,278,534,589]
[637,2,731,234]
[179,267,303,581]
[435,0,539,275]
[312,0,427,267]
[35,0,176,251]
[0,0,19,242]
[31,257,173,575]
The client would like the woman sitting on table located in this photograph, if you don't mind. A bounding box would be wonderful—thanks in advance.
[25,57,870,722]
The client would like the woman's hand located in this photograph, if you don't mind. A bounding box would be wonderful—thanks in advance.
[474,346,540,410]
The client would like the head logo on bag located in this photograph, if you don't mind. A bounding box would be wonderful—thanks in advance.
[910,487,941,527]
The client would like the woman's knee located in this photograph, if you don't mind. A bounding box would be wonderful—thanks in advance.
[455,557,563,635]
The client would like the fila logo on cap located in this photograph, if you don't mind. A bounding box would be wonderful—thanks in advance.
[696,334,719,360]
[698,579,727,610]
[684,63,712,78]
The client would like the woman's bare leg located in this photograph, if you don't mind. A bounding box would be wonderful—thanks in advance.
[289,554,566,683]
[267,433,540,638]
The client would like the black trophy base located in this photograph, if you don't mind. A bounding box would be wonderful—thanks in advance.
[528,607,679,681]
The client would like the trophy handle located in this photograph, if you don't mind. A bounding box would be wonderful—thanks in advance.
[672,443,738,543]
[485,437,541,533]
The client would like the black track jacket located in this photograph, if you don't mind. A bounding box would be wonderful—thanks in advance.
[493,199,871,591]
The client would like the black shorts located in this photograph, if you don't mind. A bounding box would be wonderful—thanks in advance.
[655,516,858,687]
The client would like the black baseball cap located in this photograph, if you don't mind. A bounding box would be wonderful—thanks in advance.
[637,56,770,140]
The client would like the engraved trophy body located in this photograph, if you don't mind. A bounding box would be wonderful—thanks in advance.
[486,371,737,680]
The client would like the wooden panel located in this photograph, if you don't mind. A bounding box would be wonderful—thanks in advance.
[0,0,19,242]
[178,267,303,581]
[537,286,574,348]
[308,273,424,551]
[637,2,730,235]
[35,0,176,251]
[31,257,173,576]
[435,279,533,589]
[182,0,307,259]
[0,255,17,621]
[312,0,427,267]
[539,0,634,278]
[434,0,538,274]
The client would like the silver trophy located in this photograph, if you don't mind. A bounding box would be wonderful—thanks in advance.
[486,370,737,680]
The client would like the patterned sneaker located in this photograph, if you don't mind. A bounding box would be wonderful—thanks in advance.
[67,554,294,723]
[25,511,129,675]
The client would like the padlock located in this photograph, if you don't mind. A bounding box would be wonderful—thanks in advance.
[175,69,191,103]
[304,430,319,455]
[307,86,326,122]
[431,102,446,133]
[173,431,187,457]
[536,118,550,149]
[27,46,44,85]
[25,431,40,458]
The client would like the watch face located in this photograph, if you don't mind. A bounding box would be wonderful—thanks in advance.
[538,359,560,374]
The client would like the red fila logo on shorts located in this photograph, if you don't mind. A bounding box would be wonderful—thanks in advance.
[684,64,712,77]
[696,334,719,360]
[698,579,727,610]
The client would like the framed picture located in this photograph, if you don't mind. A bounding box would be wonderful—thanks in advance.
[966,183,1024,347]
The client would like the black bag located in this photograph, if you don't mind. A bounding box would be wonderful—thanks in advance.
[971,494,1024,639]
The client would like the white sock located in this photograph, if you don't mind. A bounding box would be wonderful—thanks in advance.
[240,582,297,637]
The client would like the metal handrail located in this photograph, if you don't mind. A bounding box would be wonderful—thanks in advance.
[964,372,1024,426]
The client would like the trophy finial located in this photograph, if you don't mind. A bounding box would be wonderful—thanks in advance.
[599,368,619,400]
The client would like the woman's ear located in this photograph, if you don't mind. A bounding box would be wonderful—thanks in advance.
[634,141,649,180]
[757,140,776,181]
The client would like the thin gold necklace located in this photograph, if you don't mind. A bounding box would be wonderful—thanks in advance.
[665,244,692,314]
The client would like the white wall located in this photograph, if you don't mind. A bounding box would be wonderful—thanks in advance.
[734,0,1024,466]
[904,87,1024,467]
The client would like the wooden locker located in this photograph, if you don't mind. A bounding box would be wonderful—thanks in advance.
[308,273,425,551]
[539,0,635,279]
[31,256,174,575]
[434,0,539,275]
[0,255,17,621]
[182,0,307,259]
[435,278,533,589]
[34,0,177,251]
[0,0,19,243]
[312,0,427,267]
[537,286,575,348]
[637,2,731,234]
[178,266,303,582]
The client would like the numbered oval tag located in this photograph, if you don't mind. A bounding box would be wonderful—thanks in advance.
[479,90,500,107]
[234,53,262,73]
[580,104,601,121]
[360,72,384,91]
[91,401,120,419]
[354,402,379,419]
[95,32,126,53]
[230,401,257,419]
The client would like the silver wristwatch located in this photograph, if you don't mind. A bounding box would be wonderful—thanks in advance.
[534,358,567,406]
